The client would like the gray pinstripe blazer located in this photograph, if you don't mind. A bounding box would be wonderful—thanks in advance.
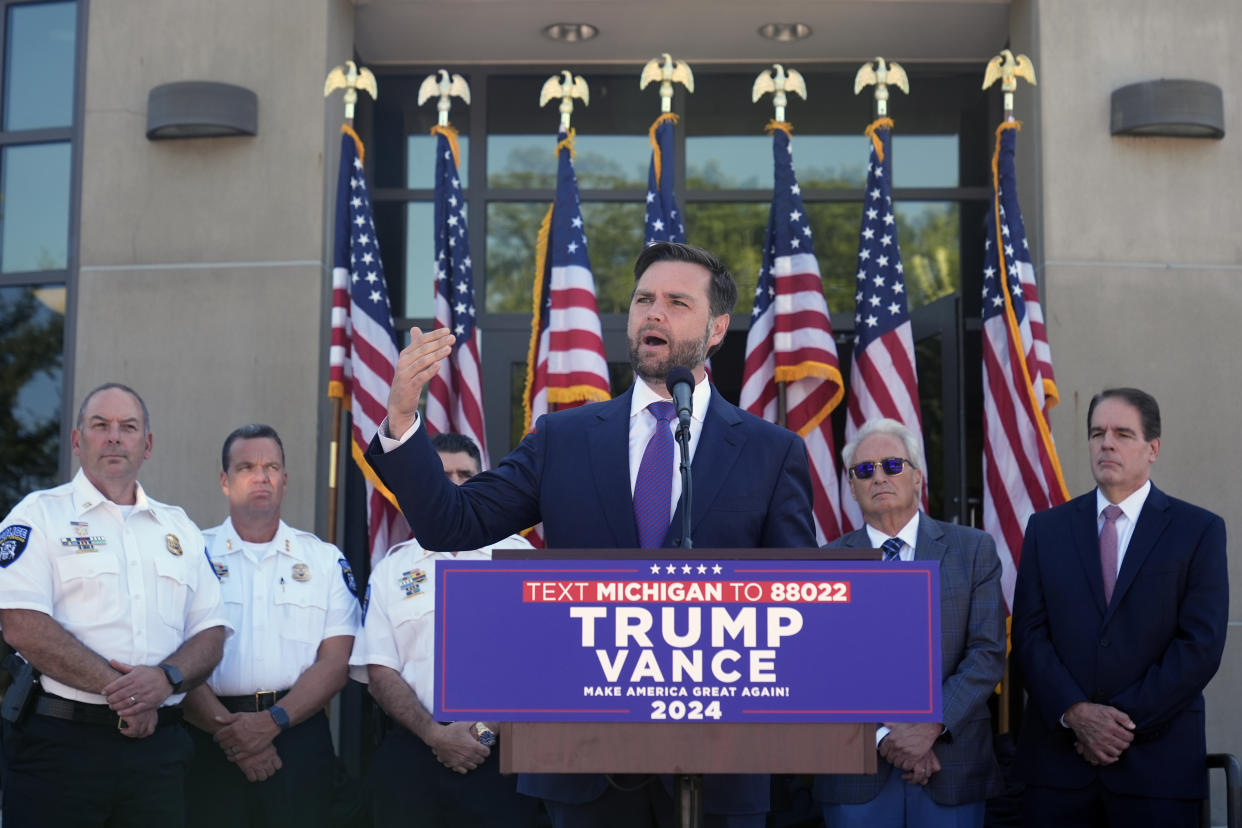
[813,515,1006,807]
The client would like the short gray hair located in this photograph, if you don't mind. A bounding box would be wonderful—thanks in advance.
[841,418,925,472]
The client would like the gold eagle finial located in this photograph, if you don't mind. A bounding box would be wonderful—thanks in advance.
[640,53,694,114]
[540,70,590,130]
[983,49,1037,119]
[854,57,909,117]
[418,70,471,128]
[324,60,378,122]
[752,64,807,123]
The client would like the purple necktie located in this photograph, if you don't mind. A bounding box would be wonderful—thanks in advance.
[633,401,676,549]
[1100,504,1123,603]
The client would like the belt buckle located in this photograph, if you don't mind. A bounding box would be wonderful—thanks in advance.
[254,690,277,711]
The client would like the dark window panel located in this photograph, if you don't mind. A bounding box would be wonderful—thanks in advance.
[0,284,64,513]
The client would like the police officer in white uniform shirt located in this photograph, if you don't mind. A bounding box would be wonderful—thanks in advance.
[0,383,229,828]
[182,424,359,828]
[351,432,541,828]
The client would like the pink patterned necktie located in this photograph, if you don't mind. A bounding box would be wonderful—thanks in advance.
[1099,504,1123,603]
[633,401,676,549]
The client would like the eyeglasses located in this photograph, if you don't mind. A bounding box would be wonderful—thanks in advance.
[848,457,914,480]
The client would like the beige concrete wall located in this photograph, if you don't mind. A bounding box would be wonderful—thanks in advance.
[73,0,356,534]
[1023,0,1242,785]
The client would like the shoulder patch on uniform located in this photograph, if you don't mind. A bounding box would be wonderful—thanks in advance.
[361,582,371,625]
[338,558,358,596]
[0,524,31,568]
[204,546,227,581]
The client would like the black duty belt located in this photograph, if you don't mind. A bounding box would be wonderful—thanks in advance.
[35,694,183,728]
[217,690,289,713]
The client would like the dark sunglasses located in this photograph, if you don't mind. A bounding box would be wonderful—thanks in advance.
[848,457,914,480]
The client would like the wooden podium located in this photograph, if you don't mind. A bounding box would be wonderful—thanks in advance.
[492,548,880,825]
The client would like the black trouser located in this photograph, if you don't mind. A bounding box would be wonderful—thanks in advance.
[184,710,336,828]
[370,725,542,828]
[2,712,193,828]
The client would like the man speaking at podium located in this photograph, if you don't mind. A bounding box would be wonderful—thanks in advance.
[367,241,816,827]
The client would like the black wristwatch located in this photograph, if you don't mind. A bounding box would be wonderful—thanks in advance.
[158,663,184,693]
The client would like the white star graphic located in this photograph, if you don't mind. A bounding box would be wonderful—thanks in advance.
[666,564,677,574]
[650,564,662,574]
[865,314,878,327]
[711,564,722,574]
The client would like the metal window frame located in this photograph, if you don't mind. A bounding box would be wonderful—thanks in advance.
[0,0,85,481]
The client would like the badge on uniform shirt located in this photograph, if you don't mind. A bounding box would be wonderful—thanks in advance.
[291,563,310,582]
[165,534,183,556]
[0,524,31,568]
[361,583,371,625]
[338,559,357,596]
[399,568,427,599]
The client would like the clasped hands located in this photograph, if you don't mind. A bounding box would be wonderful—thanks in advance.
[879,721,943,786]
[213,711,284,782]
[1065,701,1135,766]
[428,721,489,775]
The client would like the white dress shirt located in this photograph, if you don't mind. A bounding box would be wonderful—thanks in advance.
[863,512,921,745]
[1095,480,1151,578]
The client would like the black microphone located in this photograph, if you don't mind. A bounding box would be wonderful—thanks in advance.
[665,366,695,432]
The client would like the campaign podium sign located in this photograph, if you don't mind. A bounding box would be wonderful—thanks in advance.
[432,549,941,774]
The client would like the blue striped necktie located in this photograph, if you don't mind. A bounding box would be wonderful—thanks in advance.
[882,537,903,562]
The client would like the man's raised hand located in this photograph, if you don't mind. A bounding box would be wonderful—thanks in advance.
[387,327,455,437]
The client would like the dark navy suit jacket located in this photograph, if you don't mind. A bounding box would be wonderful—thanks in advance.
[1012,485,1228,798]
[365,385,817,813]
[813,516,1006,807]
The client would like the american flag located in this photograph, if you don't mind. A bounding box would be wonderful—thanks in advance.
[841,118,926,532]
[739,123,845,544]
[328,126,410,563]
[644,114,685,244]
[982,121,1068,607]
[523,127,611,544]
[424,125,489,469]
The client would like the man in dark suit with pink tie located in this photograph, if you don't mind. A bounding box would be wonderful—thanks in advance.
[1013,387,1228,827]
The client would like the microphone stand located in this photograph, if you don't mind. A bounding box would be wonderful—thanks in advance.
[675,419,692,550]
[673,417,699,828]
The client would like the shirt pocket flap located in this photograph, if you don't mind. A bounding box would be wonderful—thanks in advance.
[54,552,121,581]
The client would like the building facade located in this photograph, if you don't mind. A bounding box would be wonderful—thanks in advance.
[2,0,1238,812]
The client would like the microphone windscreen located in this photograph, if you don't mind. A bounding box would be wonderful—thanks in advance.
[665,365,695,398]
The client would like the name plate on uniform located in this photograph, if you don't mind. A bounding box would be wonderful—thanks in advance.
[433,556,941,723]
